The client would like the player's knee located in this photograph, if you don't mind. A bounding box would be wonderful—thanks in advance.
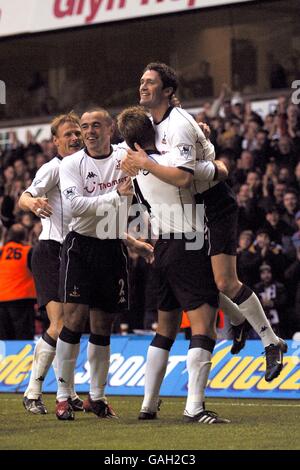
[46,327,59,341]
[215,276,238,298]
[49,317,64,337]
[64,315,86,333]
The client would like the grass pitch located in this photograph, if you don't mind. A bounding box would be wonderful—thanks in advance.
[0,394,299,450]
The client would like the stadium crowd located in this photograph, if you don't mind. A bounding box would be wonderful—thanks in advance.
[0,89,299,340]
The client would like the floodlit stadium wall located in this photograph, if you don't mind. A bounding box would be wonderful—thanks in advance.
[0,337,299,398]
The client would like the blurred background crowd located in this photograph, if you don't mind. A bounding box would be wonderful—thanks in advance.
[0,88,299,340]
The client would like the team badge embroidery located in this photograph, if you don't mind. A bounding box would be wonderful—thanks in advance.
[70,286,80,298]
[63,186,77,200]
[178,144,193,159]
[161,133,167,145]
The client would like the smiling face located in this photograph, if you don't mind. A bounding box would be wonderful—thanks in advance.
[139,70,172,110]
[81,111,113,156]
[53,121,83,158]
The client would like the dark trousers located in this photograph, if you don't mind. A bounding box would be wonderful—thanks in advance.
[0,299,35,340]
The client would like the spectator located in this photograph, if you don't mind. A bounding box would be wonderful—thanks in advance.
[254,264,288,337]
[232,150,255,186]
[0,224,36,339]
[281,190,299,232]
[251,228,286,282]
[237,230,261,288]
[236,184,265,233]
[284,238,300,336]
[275,136,297,168]
[262,206,293,245]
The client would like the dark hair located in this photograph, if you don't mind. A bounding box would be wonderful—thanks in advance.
[6,223,27,244]
[117,106,155,150]
[143,62,178,94]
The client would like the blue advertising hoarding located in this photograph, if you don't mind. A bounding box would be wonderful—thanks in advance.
[0,337,299,398]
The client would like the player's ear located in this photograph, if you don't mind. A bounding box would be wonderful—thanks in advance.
[109,121,115,137]
[164,87,174,99]
[53,135,58,148]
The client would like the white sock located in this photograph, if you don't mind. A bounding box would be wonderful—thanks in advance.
[185,348,212,416]
[25,337,56,400]
[52,354,58,383]
[56,338,80,402]
[219,293,244,326]
[69,342,80,400]
[237,292,279,347]
[53,344,80,400]
[88,342,110,401]
[141,345,169,412]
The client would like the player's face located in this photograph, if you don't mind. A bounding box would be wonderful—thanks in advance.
[54,122,83,157]
[139,70,169,108]
[81,112,113,154]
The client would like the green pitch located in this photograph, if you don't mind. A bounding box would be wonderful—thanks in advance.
[0,394,299,450]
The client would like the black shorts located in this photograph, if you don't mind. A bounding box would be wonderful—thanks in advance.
[153,236,219,312]
[59,231,129,313]
[31,240,61,309]
[196,182,238,257]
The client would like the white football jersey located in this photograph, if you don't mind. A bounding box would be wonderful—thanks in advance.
[153,107,218,194]
[25,156,71,243]
[59,145,129,238]
[134,151,203,236]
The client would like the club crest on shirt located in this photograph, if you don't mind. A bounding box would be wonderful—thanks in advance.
[161,133,167,145]
[63,186,77,200]
[178,144,193,159]
[116,159,121,170]
[69,285,80,298]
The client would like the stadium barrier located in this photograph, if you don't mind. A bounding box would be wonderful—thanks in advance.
[0,337,299,398]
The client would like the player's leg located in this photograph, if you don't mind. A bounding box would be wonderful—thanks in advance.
[211,253,287,380]
[83,239,129,418]
[55,232,89,420]
[55,302,88,420]
[23,301,62,413]
[82,309,118,418]
[183,302,230,424]
[24,240,61,413]
[139,308,182,419]
[184,303,216,415]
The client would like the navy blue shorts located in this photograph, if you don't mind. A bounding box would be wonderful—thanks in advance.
[31,240,61,309]
[196,182,238,257]
[59,231,129,313]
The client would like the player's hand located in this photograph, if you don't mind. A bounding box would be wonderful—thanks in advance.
[198,122,211,139]
[117,177,134,197]
[122,144,149,174]
[124,233,154,264]
[121,154,140,177]
[29,197,53,218]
